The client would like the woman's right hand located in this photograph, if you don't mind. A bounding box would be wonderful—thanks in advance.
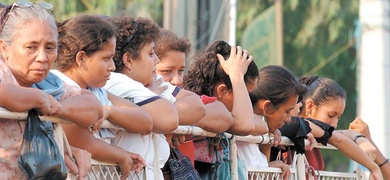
[117,152,134,180]
[36,90,63,116]
[369,168,383,180]
[216,46,253,79]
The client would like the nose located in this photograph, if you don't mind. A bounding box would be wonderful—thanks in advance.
[170,73,183,86]
[108,59,116,72]
[36,48,49,63]
[153,54,160,65]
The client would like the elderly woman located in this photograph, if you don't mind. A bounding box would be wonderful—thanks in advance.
[0,2,102,179]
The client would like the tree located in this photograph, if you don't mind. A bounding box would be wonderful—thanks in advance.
[238,0,359,171]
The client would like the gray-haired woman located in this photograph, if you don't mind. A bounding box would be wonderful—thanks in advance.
[0,1,102,179]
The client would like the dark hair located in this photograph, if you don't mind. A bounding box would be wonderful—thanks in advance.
[300,75,346,107]
[183,40,259,96]
[250,65,307,108]
[109,16,160,73]
[56,15,116,71]
[155,28,191,59]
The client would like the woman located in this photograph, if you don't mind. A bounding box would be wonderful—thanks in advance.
[53,14,150,179]
[183,40,270,177]
[299,76,382,179]
[106,16,206,179]
[183,40,265,136]
[0,3,100,179]
[155,28,190,87]
[248,65,308,180]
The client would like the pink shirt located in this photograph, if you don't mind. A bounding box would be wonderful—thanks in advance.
[0,60,80,179]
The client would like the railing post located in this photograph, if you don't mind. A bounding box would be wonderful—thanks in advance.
[229,137,238,180]
[296,154,306,180]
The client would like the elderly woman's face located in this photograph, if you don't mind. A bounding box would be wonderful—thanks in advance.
[2,18,57,87]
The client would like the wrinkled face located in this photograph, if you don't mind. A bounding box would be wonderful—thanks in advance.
[2,19,57,87]
[130,42,160,86]
[307,97,345,128]
[78,37,116,88]
[219,78,258,112]
[267,95,298,132]
[156,50,185,87]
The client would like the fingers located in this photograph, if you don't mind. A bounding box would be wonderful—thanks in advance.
[64,153,79,175]
[171,136,180,147]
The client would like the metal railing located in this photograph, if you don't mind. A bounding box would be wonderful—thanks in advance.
[0,108,365,180]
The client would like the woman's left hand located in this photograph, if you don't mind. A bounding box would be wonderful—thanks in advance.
[269,160,291,180]
[128,152,147,173]
[270,129,282,147]
[65,146,92,180]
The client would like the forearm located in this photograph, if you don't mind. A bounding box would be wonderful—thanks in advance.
[60,94,103,128]
[329,132,379,172]
[259,144,271,162]
[367,138,390,179]
[142,99,179,134]
[175,93,205,125]
[62,124,127,164]
[250,114,269,136]
[0,83,43,112]
[228,77,255,135]
[195,102,233,133]
[107,106,152,133]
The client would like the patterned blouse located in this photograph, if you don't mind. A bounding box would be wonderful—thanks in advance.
[0,60,81,179]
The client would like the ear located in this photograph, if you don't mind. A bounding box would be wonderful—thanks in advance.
[123,52,133,67]
[215,83,230,99]
[263,100,276,115]
[305,99,315,115]
[0,40,9,60]
[75,51,87,66]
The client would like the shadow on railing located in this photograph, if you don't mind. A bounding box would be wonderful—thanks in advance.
[0,108,365,180]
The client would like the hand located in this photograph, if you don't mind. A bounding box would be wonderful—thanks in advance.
[270,129,282,147]
[36,91,63,116]
[170,134,186,148]
[127,152,146,173]
[91,106,110,133]
[65,146,92,180]
[305,133,316,151]
[369,168,383,180]
[358,140,377,161]
[147,76,168,95]
[349,117,371,139]
[269,160,291,180]
[117,152,134,180]
[216,46,253,79]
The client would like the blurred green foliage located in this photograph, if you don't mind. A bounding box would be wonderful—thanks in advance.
[238,0,359,172]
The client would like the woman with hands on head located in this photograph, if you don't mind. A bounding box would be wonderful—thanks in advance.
[53,14,151,179]
[0,2,101,179]
[184,40,262,136]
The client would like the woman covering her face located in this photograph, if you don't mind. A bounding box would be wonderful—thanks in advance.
[0,2,102,179]
[298,76,383,179]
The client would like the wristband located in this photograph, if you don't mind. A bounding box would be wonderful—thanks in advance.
[353,134,366,143]
[378,158,389,168]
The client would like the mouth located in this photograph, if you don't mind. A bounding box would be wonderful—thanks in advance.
[30,69,46,75]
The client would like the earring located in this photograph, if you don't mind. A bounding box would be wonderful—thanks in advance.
[127,67,133,74]
[308,109,312,115]
[77,66,84,73]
